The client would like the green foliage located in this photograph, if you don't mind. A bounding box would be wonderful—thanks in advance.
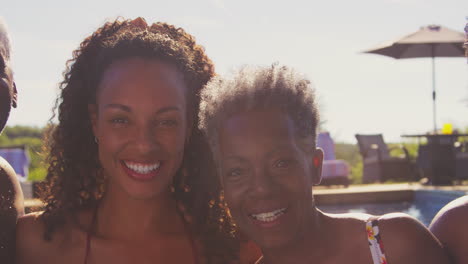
[334,143,363,184]
[29,167,47,182]
[388,142,419,161]
[3,125,43,139]
[350,160,363,184]
[0,125,47,181]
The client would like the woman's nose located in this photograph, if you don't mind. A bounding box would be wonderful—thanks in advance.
[249,166,276,199]
[134,125,159,152]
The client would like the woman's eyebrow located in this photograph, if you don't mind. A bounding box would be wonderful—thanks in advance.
[103,104,180,115]
[223,155,245,163]
[104,103,131,112]
[156,106,180,115]
[267,143,294,155]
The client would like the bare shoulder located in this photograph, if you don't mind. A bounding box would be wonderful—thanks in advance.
[16,212,49,240]
[321,212,371,239]
[322,212,382,263]
[430,196,468,232]
[16,212,51,264]
[0,156,24,215]
[429,196,468,263]
[378,213,450,264]
[17,208,93,264]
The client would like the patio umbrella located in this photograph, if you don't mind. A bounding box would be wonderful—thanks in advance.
[363,24,465,133]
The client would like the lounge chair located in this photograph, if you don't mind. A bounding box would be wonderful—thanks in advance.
[317,132,350,186]
[355,134,415,183]
[0,145,29,180]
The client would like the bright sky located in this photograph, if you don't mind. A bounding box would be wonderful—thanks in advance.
[2,0,467,143]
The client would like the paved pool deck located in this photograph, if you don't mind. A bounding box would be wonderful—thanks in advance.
[24,183,468,213]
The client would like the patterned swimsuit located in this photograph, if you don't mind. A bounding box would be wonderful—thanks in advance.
[366,217,388,264]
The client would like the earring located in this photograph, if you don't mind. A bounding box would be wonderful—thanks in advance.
[219,189,226,207]
[94,137,99,144]
[177,162,192,193]
[313,156,320,167]
[182,167,191,193]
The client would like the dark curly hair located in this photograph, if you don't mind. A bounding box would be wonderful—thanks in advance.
[40,17,237,263]
[199,63,320,159]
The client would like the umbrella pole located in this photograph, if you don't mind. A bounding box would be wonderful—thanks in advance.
[431,45,437,133]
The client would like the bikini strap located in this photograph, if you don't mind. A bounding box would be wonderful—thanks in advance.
[366,216,388,264]
[84,205,99,264]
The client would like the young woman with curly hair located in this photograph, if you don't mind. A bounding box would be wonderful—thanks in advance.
[198,64,450,264]
[16,17,238,264]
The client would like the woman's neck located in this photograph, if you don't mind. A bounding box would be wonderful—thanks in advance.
[95,184,183,241]
[261,210,332,264]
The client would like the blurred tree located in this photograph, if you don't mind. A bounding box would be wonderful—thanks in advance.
[3,125,43,139]
[334,142,362,184]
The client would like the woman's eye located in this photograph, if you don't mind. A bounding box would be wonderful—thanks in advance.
[110,117,128,125]
[226,168,244,178]
[275,159,291,168]
[158,119,178,127]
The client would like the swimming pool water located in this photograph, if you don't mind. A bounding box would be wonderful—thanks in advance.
[317,190,466,226]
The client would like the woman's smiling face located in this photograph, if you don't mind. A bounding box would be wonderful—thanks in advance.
[90,57,189,200]
[218,108,322,250]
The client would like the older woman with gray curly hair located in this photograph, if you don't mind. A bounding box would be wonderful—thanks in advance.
[199,63,450,264]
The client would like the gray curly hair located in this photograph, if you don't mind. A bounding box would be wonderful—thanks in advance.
[0,17,12,61]
[198,63,320,163]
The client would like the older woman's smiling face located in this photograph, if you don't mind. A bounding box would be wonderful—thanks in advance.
[218,108,323,249]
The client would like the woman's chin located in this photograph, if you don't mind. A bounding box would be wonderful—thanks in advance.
[123,185,171,200]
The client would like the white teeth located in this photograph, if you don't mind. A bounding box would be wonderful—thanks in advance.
[250,208,287,222]
[124,161,160,174]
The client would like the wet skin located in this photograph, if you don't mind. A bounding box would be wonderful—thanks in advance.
[430,195,468,264]
[0,157,24,264]
[0,46,22,264]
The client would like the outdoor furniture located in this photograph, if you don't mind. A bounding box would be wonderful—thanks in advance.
[317,132,350,186]
[355,134,414,183]
[402,133,468,185]
[455,152,468,181]
[0,145,30,181]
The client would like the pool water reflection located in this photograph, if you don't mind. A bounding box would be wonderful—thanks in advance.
[317,190,466,226]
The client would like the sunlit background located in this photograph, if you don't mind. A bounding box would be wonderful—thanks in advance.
[2,0,467,143]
